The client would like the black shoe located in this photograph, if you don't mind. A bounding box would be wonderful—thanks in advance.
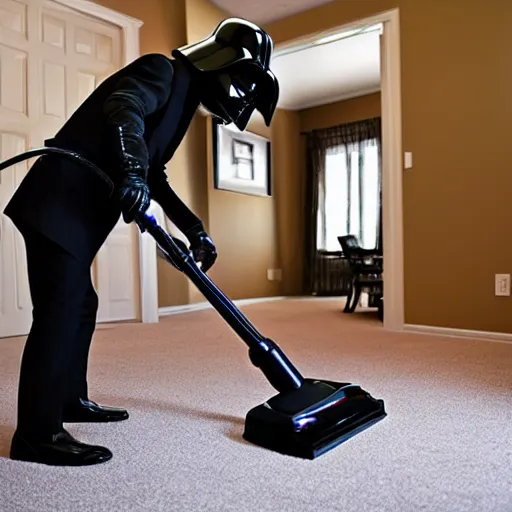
[63,398,129,423]
[10,429,113,466]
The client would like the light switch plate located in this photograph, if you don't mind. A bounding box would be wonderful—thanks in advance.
[404,152,413,169]
[495,274,510,296]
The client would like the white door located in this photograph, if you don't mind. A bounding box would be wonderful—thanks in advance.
[0,0,140,338]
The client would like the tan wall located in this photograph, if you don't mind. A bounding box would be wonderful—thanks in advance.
[300,92,382,132]
[271,109,304,295]
[264,0,512,333]
[204,114,281,300]
[185,0,229,43]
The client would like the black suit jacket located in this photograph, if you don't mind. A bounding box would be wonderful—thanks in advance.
[4,54,202,263]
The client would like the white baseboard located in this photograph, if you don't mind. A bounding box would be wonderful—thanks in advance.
[158,296,288,317]
[404,324,512,344]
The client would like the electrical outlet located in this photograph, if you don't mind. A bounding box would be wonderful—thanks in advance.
[267,269,282,281]
[495,274,510,296]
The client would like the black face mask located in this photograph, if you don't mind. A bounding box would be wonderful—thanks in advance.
[199,63,277,131]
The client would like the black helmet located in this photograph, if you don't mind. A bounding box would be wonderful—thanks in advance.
[172,18,279,131]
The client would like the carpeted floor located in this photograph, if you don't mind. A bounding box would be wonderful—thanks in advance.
[0,298,511,512]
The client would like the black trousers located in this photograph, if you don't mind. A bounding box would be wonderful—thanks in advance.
[16,225,99,440]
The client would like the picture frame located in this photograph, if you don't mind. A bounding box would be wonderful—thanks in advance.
[212,118,271,197]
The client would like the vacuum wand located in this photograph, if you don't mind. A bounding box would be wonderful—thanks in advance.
[136,213,305,393]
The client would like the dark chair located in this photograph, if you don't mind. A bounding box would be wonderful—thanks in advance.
[338,235,383,315]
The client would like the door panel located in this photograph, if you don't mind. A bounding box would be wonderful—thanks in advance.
[0,0,139,338]
[96,221,139,322]
[0,133,32,335]
[0,0,32,338]
[0,47,28,115]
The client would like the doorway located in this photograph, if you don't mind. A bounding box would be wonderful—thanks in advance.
[272,9,404,331]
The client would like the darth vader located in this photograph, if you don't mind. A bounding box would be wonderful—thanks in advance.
[4,18,279,467]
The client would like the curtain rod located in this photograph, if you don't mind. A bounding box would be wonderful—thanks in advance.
[300,116,381,136]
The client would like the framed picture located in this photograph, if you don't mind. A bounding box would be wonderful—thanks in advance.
[212,119,271,197]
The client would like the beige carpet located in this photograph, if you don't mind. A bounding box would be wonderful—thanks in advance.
[0,298,511,512]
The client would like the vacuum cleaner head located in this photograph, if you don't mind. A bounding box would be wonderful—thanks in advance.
[243,378,386,459]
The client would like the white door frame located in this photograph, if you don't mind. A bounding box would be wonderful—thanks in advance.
[52,0,160,324]
[272,8,405,331]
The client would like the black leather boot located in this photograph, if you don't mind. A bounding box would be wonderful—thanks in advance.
[10,429,112,466]
[63,398,129,423]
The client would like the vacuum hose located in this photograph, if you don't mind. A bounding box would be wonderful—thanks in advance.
[0,147,116,194]
[0,147,305,393]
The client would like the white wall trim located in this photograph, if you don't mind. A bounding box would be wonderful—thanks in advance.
[53,0,143,44]
[404,324,512,345]
[159,296,288,317]
[380,9,405,331]
[272,9,398,53]
[58,0,160,324]
[273,8,405,332]
[53,0,143,67]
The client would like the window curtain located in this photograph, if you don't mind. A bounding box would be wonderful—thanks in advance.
[303,117,382,295]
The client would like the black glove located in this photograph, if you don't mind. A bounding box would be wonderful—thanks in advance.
[110,124,151,225]
[185,226,217,272]
[116,171,151,224]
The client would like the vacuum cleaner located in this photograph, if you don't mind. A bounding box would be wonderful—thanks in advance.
[0,147,386,460]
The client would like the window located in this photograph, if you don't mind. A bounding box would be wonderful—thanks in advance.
[317,142,380,251]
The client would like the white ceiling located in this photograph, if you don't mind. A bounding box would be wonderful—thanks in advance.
[210,0,335,25]
[270,29,381,111]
